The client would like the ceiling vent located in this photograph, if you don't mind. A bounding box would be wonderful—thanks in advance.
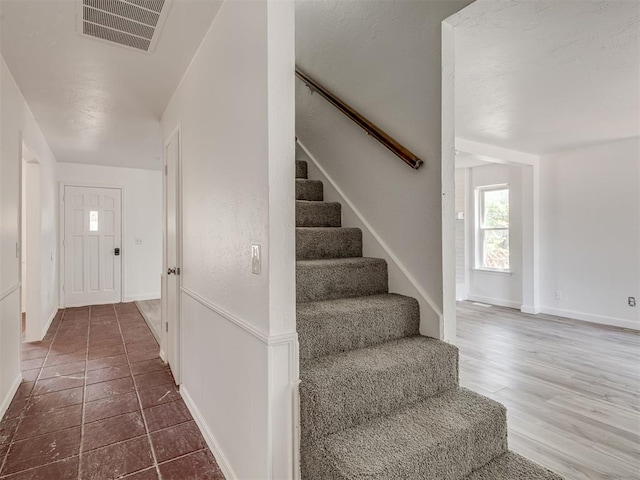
[77,0,171,53]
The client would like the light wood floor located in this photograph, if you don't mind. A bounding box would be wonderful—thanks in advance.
[136,298,161,342]
[457,302,640,480]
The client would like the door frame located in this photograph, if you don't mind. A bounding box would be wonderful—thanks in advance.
[59,182,125,307]
[161,123,183,384]
[20,140,42,342]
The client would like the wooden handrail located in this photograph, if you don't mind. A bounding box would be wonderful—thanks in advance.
[295,67,424,170]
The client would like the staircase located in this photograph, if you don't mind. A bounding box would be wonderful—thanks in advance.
[295,158,563,480]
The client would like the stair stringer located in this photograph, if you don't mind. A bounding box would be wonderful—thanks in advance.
[296,140,443,339]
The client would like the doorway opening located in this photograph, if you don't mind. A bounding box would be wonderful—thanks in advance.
[21,142,42,343]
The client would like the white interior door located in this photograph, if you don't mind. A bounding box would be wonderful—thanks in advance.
[64,186,122,306]
[164,130,181,383]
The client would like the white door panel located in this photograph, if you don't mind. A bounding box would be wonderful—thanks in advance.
[165,130,181,384]
[64,186,122,306]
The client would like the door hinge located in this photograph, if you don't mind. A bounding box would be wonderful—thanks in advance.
[165,165,168,175]
[165,322,169,333]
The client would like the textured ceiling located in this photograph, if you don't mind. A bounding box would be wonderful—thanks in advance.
[452,0,640,155]
[0,0,222,170]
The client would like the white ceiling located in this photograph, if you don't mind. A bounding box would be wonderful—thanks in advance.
[452,0,640,155]
[0,0,222,170]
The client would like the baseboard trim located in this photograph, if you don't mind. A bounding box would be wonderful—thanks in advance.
[180,386,237,480]
[42,308,59,338]
[123,293,161,303]
[0,373,23,419]
[467,295,521,310]
[520,304,541,315]
[540,306,639,331]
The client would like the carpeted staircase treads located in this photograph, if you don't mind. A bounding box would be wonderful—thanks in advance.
[296,179,324,201]
[296,293,419,360]
[296,160,308,179]
[296,201,342,227]
[299,336,458,445]
[294,155,563,479]
[296,257,388,303]
[465,452,564,479]
[296,227,363,260]
[303,388,508,480]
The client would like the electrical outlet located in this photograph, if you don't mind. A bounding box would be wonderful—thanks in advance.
[251,244,261,275]
[629,297,636,307]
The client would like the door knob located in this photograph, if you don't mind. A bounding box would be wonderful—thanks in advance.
[167,267,180,275]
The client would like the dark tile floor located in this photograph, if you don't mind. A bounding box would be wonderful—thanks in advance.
[0,303,225,479]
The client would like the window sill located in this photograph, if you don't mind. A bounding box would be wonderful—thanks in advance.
[472,268,513,276]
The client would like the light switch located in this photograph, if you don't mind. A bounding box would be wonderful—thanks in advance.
[251,244,261,275]
[135,237,142,245]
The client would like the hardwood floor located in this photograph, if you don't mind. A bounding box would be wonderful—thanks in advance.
[457,301,640,480]
[136,299,161,342]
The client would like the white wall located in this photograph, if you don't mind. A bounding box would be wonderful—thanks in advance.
[1,56,58,417]
[540,138,640,329]
[296,0,473,340]
[57,162,162,303]
[466,163,524,308]
[160,1,296,478]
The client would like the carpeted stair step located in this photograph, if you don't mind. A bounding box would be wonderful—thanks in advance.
[296,160,308,179]
[465,452,563,480]
[296,227,362,260]
[296,257,387,303]
[296,201,341,227]
[299,336,459,445]
[297,294,419,360]
[302,388,507,480]
[296,179,324,201]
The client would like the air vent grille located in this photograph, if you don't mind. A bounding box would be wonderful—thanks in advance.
[79,0,168,53]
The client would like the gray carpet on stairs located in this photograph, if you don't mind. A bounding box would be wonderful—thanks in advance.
[466,452,563,480]
[296,200,342,227]
[300,336,459,445]
[297,294,419,360]
[297,258,388,303]
[294,158,563,479]
[297,227,363,260]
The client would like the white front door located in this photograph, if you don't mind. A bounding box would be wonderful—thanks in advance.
[164,129,181,384]
[64,186,122,307]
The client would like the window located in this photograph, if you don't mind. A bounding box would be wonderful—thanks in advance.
[476,185,509,270]
[89,211,99,232]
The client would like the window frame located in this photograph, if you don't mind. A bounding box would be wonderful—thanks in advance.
[475,184,510,272]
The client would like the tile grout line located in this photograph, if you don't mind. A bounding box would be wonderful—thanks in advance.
[0,309,67,477]
[77,305,92,480]
[113,304,164,479]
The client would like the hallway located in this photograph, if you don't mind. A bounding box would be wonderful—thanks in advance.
[0,304,224,479]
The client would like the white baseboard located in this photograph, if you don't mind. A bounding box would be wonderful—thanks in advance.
[159,349,166,362]
[540,306,639,331]
[180,386,237,480]
[123,293,161,303]
[0,373,23,419]
[42,308,59,338]
[520,305,541,315]
[467,295,521,310]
